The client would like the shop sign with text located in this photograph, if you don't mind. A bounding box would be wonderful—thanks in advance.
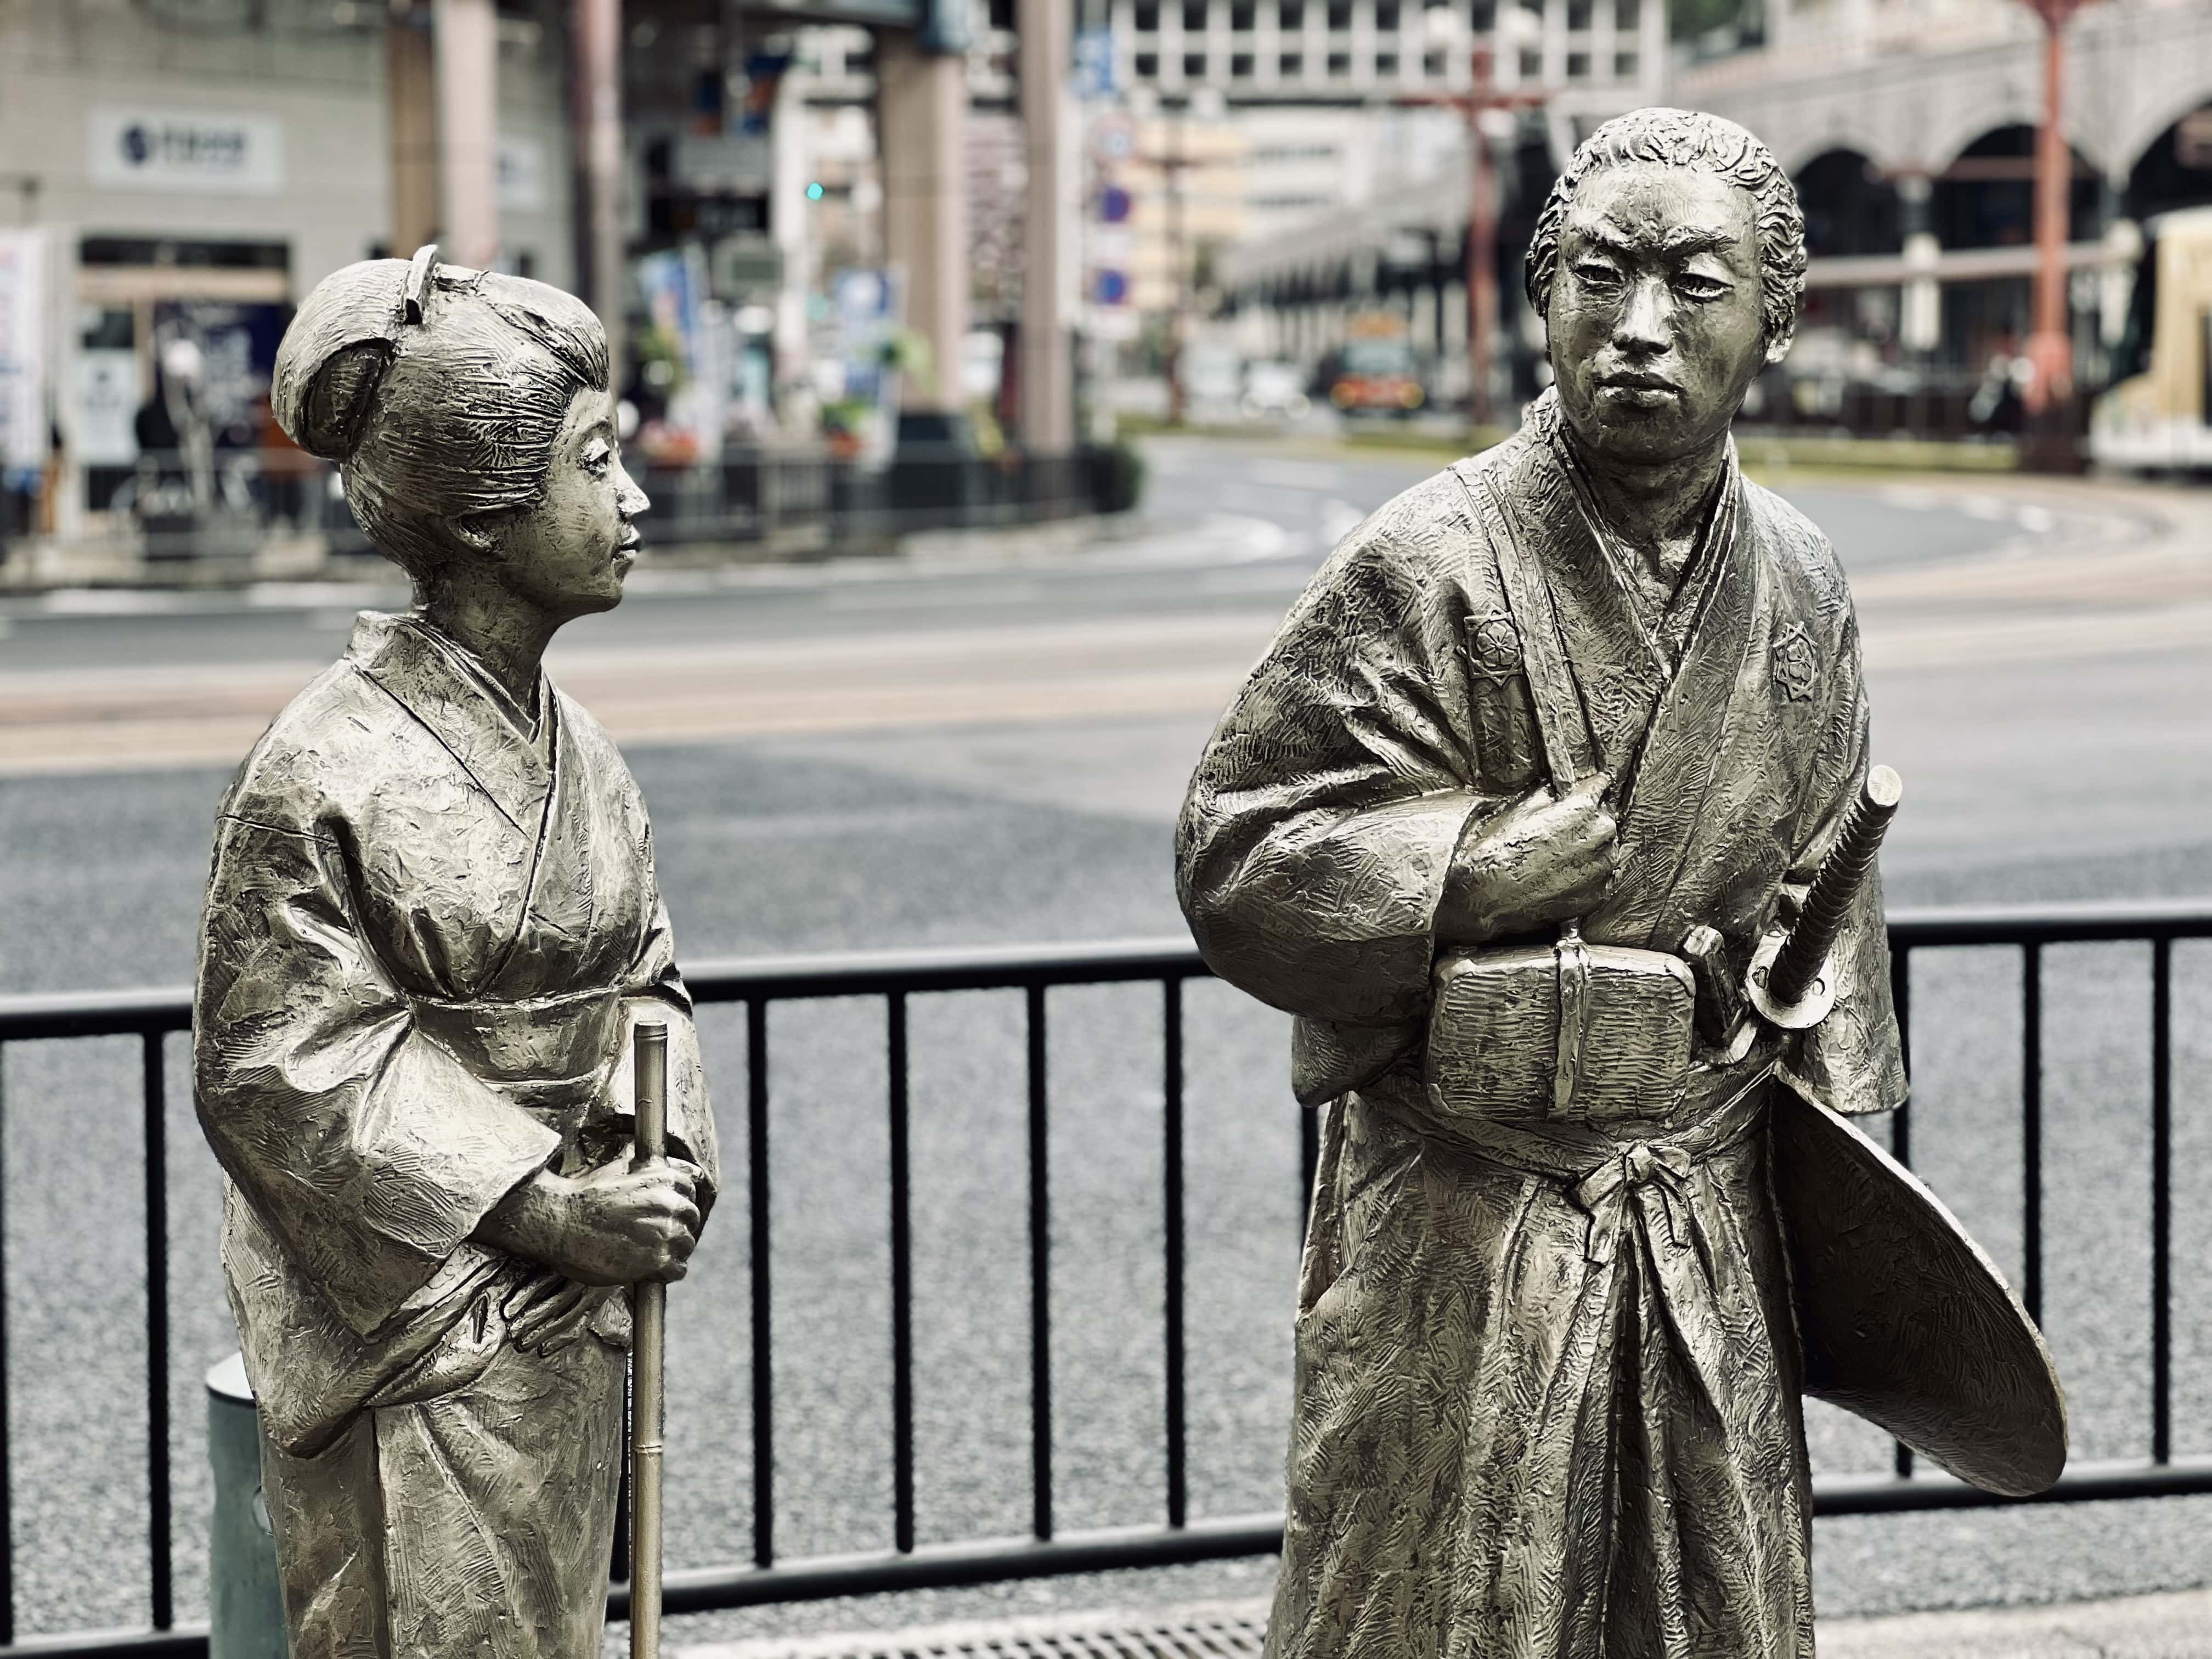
[87,106,285,195]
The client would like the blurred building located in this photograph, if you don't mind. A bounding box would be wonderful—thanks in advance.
[1207,0,2212,429]
[0,0,1019,545]
[0,0,574,533]
[1681,0,2212,430]
[1097,0,1660,119]
[1204,0,1666,409]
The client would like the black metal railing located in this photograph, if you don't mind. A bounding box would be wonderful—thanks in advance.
[1,903,2209,1654]
[66,447,1124,574]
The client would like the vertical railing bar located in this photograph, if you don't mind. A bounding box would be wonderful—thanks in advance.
[887,993,916,1555]
[2022,942,2044,1328]
[1299,1102,1319,1246]
[142,1031,172,1631]
[0,1043,13,1645]
[1025,983,1054,1543]
[1889,944,1912,1480]
[2152,936,2172,1466]
[747,997,776,1567]
[1162,977,1188,1531]
[1889,944,1911,1167]
[611,1383,631,1583]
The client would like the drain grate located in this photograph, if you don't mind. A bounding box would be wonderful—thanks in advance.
[675,1598,1270,1659]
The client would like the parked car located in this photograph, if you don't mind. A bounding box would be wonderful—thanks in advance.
[1242,359,1311,422]
[1325,318,1426,418]
[1183,342,1245,421]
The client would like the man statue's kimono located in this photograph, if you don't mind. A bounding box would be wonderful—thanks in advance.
[195,612,719,1655]
[1178,111,1919,1659]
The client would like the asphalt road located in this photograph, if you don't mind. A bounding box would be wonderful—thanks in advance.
[1,439,2210,1647]
[0,439,2068,674]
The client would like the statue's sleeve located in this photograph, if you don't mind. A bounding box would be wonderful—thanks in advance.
[1177,523,1494,1027]
[607,834,721,1200]
[1789,609,1909,1116]
[194,811,562,1337]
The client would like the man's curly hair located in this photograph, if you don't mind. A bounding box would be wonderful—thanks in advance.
[1524,108,1808,353]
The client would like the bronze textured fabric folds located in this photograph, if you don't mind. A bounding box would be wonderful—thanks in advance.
[195,612,720,1657]
[1177,391,1905,1659]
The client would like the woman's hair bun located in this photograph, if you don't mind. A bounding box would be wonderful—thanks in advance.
[271,257,412,461]
[293,339,393,462]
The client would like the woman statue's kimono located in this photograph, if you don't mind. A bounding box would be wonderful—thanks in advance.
[194,250,715,1658]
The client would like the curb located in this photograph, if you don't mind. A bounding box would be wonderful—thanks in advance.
[668,1588,2212,1659]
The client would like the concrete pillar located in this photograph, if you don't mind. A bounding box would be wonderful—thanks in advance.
[1897,172,1940,356]
[878,31,969,415]
[770,59,812,415]
[1638,0,1665,95]
[1018,0,1075,450]
[574,0,625,385]
[388,7,438,257]
[433,0,499,270]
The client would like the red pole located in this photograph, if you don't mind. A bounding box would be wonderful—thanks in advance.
[575,0,625,390]
[2023,1,2074,414]
[1466,49,1499,428]
[1166,120,1188,427]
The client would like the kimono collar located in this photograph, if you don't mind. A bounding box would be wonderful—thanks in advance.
[346,612,557,832]
[1523,388,1741,683]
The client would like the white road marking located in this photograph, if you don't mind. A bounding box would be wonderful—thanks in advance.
[1318,499,1367,549]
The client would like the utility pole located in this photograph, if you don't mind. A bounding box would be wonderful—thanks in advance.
[575,0,626,390]
[1161,106,1191,427]
[2016,0,2101,436]
[433,0,500,270]
[1401,42,1544,428]
[878,25,970,419]
[1017,0,1075,452]
[1133,88,1215,428]
[387,4,438,257]
[1464,58,1499,428]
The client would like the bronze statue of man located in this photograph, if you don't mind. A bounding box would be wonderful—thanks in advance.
[194,250,715,1657]
[1178,109,2057,1657]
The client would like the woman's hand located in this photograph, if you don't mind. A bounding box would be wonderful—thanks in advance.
[476,1160,703,1286]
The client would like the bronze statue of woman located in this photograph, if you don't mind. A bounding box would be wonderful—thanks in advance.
[193,247,718,1658]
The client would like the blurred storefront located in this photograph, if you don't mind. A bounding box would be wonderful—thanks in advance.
[0,0,573,541]
[1680,0,2212,447]
[0,0,1081,579]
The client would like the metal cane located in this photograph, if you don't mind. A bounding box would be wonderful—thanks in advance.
[630,1020,669,1659]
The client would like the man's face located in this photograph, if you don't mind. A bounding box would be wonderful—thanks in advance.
[1546,161,1773,467]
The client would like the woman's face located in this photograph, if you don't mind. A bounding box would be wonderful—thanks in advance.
[492,386,648,621]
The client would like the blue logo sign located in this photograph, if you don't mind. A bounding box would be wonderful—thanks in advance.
[1073,28,1118,100]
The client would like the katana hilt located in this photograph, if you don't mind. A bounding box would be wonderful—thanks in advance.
[1748,766,1902,1031]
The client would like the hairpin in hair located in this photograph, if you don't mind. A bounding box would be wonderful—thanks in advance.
[403,243,440,325]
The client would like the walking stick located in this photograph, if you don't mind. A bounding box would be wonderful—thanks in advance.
[630,1019,669,1659]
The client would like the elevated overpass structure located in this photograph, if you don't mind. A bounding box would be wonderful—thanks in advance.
[1212,0,2212,417]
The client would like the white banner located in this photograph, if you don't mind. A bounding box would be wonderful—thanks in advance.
[498,136,547,212]
[76,349,141,467]
[0,230,47,473]
[87,105,285,195]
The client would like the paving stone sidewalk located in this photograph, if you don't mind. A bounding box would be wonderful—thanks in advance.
[672,1589,2212,1659]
